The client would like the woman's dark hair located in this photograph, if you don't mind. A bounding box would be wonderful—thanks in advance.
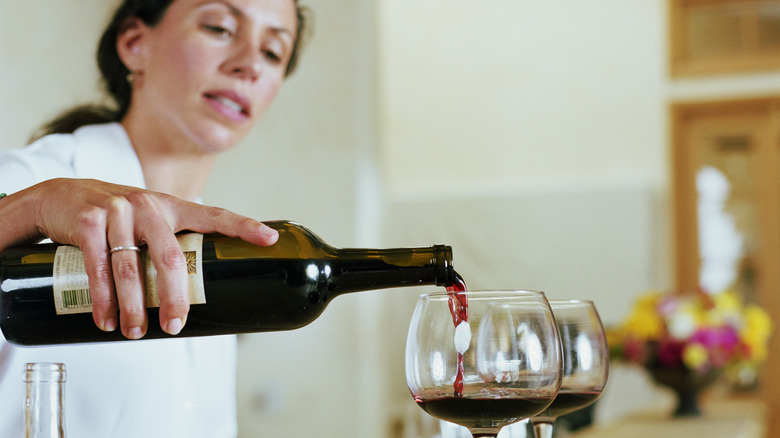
[30,0,309,142]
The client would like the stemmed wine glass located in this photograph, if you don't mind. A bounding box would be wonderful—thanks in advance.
[405,290,562,438]
[530,300,609,438]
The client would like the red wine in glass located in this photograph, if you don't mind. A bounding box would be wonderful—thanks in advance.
[530,300,609,438]
[532,389,602,422]
[446,273,468,397]
[406,290,562,438]
[415,389,554,430]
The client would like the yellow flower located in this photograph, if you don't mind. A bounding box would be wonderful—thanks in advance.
[623,305,664,341]
[743,305,772,336]
[741,305,772,361]
[683,343,709,369]
[714,290,741,312]
[636,290,662,309]
[711,290,742,325]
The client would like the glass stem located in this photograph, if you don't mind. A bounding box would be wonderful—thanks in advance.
[533,422,554,438]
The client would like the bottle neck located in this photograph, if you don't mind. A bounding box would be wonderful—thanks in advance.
[331,244,454,293]
[24,363,66,438]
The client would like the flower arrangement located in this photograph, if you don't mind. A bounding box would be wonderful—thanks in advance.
[609,289,771,375]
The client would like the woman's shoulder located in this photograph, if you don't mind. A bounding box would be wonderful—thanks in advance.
[6,122,124,159]
[0,123,129,193]
[0,132,79,193]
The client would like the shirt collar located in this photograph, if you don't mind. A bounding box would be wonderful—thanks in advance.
[72,123,147,189]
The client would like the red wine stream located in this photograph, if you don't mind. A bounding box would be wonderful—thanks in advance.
[446,273,468,397]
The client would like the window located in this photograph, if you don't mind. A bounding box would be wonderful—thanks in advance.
[669,0,780,76]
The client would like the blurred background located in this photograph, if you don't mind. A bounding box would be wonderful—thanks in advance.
[2,1,780,437]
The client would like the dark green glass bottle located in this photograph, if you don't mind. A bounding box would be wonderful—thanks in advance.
[0,221,454,345]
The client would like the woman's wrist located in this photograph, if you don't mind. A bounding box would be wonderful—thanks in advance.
[0,188,44,252]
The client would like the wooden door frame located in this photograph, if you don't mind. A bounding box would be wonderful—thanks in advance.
[670,95,780,435]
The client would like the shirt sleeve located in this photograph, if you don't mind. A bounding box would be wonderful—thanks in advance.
[0,134,78,195]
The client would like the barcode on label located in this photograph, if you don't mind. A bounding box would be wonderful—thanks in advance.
[62,289,92,309]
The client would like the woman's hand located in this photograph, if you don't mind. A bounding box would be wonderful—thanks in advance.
[0,178,279,339]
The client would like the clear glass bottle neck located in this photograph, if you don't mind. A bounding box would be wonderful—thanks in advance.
[24,363,66,438]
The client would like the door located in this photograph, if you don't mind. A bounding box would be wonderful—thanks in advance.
[671,97,780,435]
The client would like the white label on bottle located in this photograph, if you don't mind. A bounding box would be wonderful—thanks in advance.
[142,233,206,307]
[52,233,206,315]
[53,245,92,314]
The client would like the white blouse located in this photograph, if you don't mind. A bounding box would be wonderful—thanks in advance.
[0,123,238,438]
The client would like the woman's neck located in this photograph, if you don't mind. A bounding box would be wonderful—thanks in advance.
[121,116,218,201]
[138,151,216,201]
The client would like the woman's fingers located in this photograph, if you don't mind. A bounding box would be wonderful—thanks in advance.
[65,200,119,334]
[172,202,279,246]
[139,223,191,336]
[18,178,281,339]
[80,237,118,333]
[106,196,147,338]
[111,248,148,339]
[144,199,278,335]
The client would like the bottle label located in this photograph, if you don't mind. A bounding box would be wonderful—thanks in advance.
[52,246,92,314]
[52,233,206,315]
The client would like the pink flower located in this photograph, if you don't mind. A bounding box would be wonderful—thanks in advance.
[689,326,740,368]
[690,326,739,349]
[656,295,679,317]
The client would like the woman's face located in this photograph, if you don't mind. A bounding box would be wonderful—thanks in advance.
[125,0,297,153]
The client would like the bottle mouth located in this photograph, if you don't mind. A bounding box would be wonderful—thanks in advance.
[23,363,66,382]
[432,244,454,286]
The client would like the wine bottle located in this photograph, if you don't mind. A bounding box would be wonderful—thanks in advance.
[24,363,67,438]
[0,221,455,346]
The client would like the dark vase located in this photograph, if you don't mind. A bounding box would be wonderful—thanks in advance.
[647,365,720,417]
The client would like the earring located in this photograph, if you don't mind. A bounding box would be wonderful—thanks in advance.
[126,71,136,86]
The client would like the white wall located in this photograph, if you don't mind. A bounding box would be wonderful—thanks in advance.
[377,0,667,198]
[0,1,114,148]
[372,1,668,428]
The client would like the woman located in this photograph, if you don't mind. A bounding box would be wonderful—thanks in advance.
[0,0,308,436]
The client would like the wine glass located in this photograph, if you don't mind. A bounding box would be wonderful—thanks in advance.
[530,300,609,438]
[405,290,562,438]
